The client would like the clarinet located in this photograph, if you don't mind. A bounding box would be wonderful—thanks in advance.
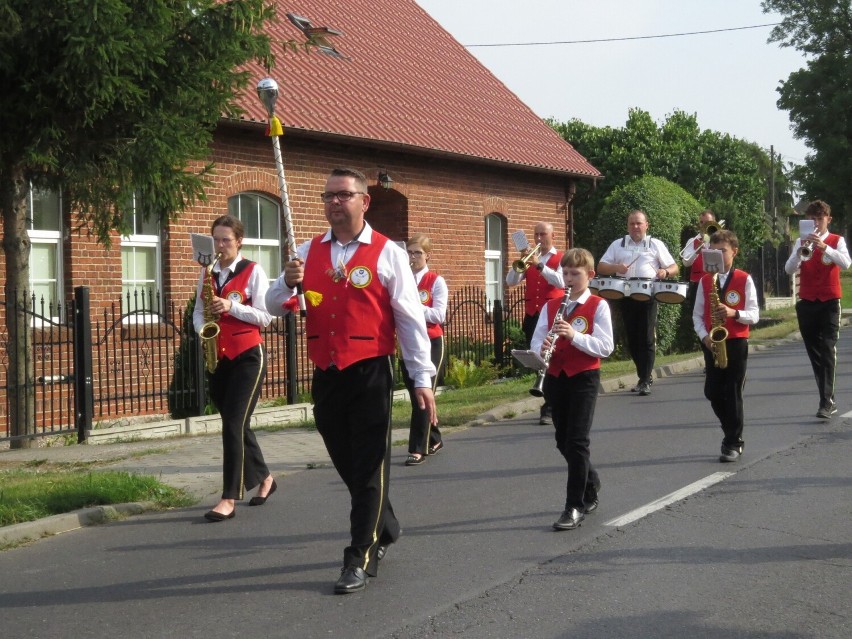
[530,287,572,397]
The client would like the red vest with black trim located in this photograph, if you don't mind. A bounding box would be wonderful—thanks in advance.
[418,270,444,339]
[303,234,396,370]
[214,261,263,360]
[689,238,705,282]
[524,250,564,316]
[546,295,604,377]
[798,234,842,301]
[701,270,750,339]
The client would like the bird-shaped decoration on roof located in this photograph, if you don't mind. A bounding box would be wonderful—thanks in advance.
[286,13,346,59]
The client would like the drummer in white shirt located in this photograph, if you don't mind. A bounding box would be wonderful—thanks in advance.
[597,210,678,396]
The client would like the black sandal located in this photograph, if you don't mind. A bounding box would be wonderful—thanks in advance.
[428,441,444,455]
[405,454,425,466]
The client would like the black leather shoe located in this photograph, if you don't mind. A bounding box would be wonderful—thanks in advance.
[376,545,387,561]
[552,508,584,531]
[638,382,651,396]
[248,479,277,506]
[584,499,599,514]
[816,401,837,419]
[334,566,368,594]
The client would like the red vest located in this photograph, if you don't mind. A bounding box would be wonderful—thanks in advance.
[524,250,564,316]
[546,295,604,377]
[798,234,842,301]
[303,234,396,370]
[418,270,444,339]
[214,261,263,360]
[689,238,705,282]
[701,270,750,339]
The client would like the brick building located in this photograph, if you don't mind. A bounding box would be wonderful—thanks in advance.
[1,0,600,433]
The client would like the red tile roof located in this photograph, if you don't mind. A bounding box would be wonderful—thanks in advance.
[233,0,601,178]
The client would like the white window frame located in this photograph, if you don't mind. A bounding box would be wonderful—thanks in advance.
[27,185,64,324]
[120,195,162,324]
[228,192,282,283]
[484,214,505,307]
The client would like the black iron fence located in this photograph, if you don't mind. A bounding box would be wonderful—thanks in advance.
[1,285,526,442]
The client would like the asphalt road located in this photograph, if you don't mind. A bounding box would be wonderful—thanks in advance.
[1,334,850,639]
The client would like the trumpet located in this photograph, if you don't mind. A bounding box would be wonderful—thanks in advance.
[798,239,814,261]
[512,243,541,273]
[680,219,725,261]
[530,288,571,397]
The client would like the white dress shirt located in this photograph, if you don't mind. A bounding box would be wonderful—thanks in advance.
[600,235,677,279]
[692,270,760,341]
[193,254,272,334]
[266,223,436,387]
[413,266,448,325]
[784,231,852,275]
[530,288,614,359]
[505,246,564,288]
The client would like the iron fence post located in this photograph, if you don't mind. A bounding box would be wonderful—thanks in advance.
[73,287,93,443]
[286,312,298,404]
[493,299,504,367]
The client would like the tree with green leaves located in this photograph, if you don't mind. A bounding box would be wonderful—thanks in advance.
[0,0,274,446]
[763,0,852,227]
[550,108,787,260]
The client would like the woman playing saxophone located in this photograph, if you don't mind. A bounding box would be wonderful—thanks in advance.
[530,248,614,531]
[192,215,277,521]
[692,230,759,464]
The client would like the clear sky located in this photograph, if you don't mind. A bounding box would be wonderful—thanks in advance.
[415,0,810,166]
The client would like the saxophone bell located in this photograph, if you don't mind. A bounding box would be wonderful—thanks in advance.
[200,252,223,374]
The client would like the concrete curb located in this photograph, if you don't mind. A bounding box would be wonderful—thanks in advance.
[0,502,155,548]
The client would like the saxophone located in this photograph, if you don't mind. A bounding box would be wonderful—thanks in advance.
[199,253,222,374]
[530,288,572,397]
[708,273,729,370]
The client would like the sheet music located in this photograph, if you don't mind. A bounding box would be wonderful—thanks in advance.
[702,248,724,273]
[191,233,216,266]
[511,349,547,371]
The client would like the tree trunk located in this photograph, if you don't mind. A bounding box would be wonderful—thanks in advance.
[1,166,35,448]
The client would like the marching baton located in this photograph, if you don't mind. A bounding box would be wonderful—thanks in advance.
[256,77,306,315]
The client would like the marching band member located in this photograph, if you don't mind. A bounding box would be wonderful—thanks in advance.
[531,248,613,531]
[784,200,851,419]
[401,233,447,466]
[682,209,718,303]
[266,168,436,594]
[692,230,759,462]
[193,214,275,522]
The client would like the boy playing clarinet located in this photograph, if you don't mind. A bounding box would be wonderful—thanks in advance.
[531,248,614,530]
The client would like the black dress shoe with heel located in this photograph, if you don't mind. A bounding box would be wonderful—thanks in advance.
[248,479,277,506]
[334,566,368,594]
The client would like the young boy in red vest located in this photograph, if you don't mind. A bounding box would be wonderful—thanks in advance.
[784,200,851,418]
[531,248,614,530]
[692,230,759,462]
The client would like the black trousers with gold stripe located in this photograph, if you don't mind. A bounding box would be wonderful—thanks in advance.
[796,298,841,408]
[210,344,269,500]
[312,355,401,577]
[400,335,445,455]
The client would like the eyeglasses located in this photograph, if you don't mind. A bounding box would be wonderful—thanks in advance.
[407,250,424,257]
[320,190,365,203]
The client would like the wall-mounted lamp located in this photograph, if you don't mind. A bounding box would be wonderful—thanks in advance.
[377,171,394,190]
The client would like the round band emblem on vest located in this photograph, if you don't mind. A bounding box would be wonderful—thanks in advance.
[725,290,741,306]
[227,291,245,304]
[571,316,589,334]
[419,290,431,304]
[348,266,373,288]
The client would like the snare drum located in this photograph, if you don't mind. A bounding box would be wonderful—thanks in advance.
[594,276,628,300]
[653,280,688,304]
[627,277,654,301]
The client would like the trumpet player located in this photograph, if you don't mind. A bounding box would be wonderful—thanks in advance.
[692,230,759,463]
[507,222,565,424]
[530,249,613,530]
[784,200,851,419]
[192,215,275,521]
[681,209,718,302]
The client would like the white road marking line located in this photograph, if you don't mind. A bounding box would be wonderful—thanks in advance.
[604,471,735,527]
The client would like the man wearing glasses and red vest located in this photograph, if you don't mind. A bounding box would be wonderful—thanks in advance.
[506,222,565,424]
[266,168,436,595]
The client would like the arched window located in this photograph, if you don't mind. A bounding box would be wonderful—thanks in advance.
[484,214,505,306]
[227,192,281,283]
